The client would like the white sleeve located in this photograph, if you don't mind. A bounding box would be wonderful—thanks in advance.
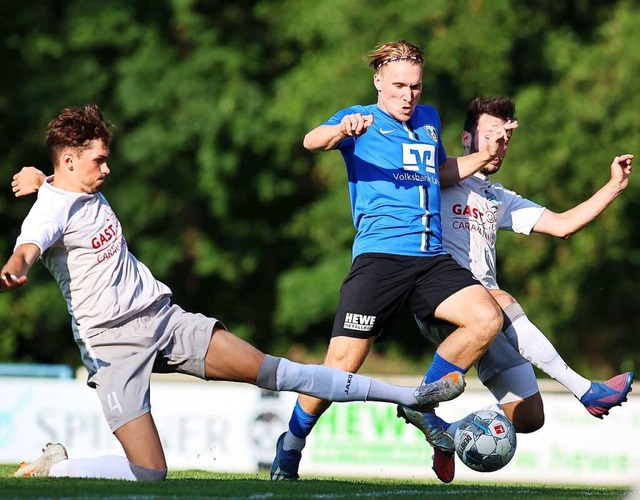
[494,183,545,235]
[15,196,66,254]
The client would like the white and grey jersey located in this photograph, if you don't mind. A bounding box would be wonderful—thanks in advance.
[439,173,545,289]
[15,179,171,339]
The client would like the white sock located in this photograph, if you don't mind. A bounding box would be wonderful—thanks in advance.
[366,378,422,406]
[275,359,372,402]
[275,359,421,406]
[49,455,137,480]
[504,312,591,398]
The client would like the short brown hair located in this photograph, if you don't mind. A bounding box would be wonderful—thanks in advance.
[366,40,424,71]
[45,104,113,164]
[464,97,516,133]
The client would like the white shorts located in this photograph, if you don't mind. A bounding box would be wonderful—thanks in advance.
[81,297,220,431]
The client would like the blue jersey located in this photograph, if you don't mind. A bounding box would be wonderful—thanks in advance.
[327,104,447,259]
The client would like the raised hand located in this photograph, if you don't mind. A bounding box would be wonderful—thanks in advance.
[484,119,518,159]
[0,272,27,292]
[340,113,374,137]
[12,166,46,197]
[610,154,634,189]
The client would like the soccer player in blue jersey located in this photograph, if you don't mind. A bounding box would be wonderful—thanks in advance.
[270,40,518,481]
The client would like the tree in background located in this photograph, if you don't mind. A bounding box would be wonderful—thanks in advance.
[0,0,638,377]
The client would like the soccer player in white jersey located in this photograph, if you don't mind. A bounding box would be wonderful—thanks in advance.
[1,104,469,480]
[269,41,519,481]
[417,96,634,482]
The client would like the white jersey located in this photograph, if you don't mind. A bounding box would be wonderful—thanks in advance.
[15,179,171,339]
[440,173,545,289]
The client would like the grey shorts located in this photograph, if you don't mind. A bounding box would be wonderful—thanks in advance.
[484,363,539,404]
[81,297,220,431]
[416,317,530,382]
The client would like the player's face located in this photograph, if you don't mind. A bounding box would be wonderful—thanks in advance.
[374,61,423,122]
[468,114,512,175]
[66,140,111,193]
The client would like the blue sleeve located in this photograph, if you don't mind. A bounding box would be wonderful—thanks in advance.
[323,105,369,126]
[430,107,447,166]
[323,105,368,151]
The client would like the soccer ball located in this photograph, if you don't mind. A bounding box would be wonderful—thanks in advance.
[454,409,517,472]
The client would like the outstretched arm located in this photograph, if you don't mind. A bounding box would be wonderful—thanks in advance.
[440,120,519,186]
[0,243,41,292]
[303,113,374,151]
[533,154,634,239]
[12,167,46,197]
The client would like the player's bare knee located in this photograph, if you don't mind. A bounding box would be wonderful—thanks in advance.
[324,337,371,372]
[482,303,504,340]
[513,413,544,434]
[471,305,503,350]
[510,398,545,433]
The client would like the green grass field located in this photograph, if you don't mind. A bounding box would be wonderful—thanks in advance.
[0,465,632,499]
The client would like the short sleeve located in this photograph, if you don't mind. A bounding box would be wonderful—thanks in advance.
[493,183,545,235]
[15,195,66,254]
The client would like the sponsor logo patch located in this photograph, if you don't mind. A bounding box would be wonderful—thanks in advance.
[344,312,376,331]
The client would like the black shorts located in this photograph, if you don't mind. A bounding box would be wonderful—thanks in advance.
[331,253,479,340]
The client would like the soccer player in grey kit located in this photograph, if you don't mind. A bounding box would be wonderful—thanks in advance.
[1,104,464,480]
[419,96,634,482]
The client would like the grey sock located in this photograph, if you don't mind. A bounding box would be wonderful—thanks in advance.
[367,378,418,406]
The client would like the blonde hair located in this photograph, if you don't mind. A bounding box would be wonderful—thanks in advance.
[366,40,424,71]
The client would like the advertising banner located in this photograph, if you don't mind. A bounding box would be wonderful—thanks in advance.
[0,377,637,485]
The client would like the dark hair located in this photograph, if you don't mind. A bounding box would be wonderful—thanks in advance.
[464,96,516,133]
[366,40,424,71]
[45,104,113,164]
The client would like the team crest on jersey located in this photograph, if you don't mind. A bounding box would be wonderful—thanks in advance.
[424,125,438,142]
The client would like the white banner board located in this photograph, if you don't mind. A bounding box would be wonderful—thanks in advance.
[0,377,637,485]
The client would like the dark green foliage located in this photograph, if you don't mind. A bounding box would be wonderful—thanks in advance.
[0,1,638,376]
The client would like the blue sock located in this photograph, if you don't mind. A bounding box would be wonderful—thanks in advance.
[288,401,321,438]
[424,352,466,383]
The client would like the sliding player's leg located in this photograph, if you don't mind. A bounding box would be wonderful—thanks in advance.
[14,413,168,480]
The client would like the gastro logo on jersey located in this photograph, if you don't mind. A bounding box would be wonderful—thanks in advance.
[424,125,438,143]
[92,209,126,264]
[451,203,497,245]
[91,224,117,249]
[343,313,376,331]
[453,204,485,220]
